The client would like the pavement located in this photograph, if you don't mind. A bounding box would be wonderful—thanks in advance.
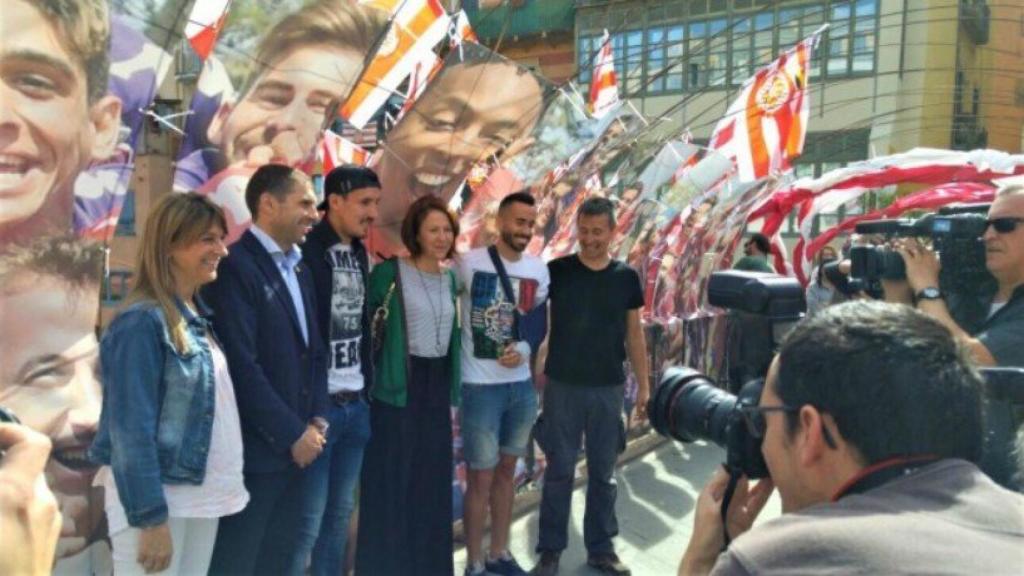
[454,437,782,576]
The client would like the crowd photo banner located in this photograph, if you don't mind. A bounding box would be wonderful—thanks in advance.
[174,0,392,243]
[1,0,190,573]
[368,41,551,258]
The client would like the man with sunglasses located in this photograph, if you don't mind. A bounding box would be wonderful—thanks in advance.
[679,301,1024,576]
[885,184,1024,369]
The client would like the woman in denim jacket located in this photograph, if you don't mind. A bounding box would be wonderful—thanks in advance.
[89,194,248,574]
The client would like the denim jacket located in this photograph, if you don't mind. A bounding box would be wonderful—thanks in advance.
[89,298,218,528]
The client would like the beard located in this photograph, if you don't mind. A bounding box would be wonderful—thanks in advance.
[501,230,528,253]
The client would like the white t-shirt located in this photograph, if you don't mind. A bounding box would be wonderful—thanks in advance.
[327,244,365,392]
[98,338,249,535]
[457,247,549,384]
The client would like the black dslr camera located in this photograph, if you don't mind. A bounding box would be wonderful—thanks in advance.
[648,272,804,479]
[649,368,771,478]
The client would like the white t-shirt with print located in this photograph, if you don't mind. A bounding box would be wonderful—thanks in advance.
[457,247,549,384]
[327,244,365,393]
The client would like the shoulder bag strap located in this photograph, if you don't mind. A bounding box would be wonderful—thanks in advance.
[487,245,523,341]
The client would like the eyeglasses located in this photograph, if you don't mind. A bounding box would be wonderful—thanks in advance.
[738,404,798,439]
[984,217,1024,234]
[738,403,838,448]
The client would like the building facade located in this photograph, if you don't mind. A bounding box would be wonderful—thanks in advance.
[571,0,1022,179]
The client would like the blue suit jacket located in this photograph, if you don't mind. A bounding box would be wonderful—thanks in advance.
[203,230,328,473]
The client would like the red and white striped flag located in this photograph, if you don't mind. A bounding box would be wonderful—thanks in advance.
[588,30,619,119]
[342,0,450,129]
[185,0,232,61]
[450,9,477,46]
[319,129,370,172]
[710,27,824,182]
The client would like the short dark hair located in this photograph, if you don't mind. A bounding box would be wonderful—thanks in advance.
[776,300,983,465]
[498,191,536,213]
[401,195,459,259]
[748,233,771,254]
[0,234,103,295]
[245,164,309,221]
[577,196,616,229]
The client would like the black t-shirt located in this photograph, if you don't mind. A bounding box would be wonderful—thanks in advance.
[976,285,1024,368]
[545,255,644,386]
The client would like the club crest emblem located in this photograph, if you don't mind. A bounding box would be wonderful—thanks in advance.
[755,71,791,114]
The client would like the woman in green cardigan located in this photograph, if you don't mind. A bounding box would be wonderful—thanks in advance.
[356,195,461,576]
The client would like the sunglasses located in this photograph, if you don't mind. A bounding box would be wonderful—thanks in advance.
[984,217,1024,234]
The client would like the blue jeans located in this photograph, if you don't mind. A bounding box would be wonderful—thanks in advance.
[209,469,306,575]
[461,379,538,470]
[292,397,371,576]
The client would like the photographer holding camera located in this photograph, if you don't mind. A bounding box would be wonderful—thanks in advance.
[884,184,1024,368]
[0,421,63,575]
[678,301,1024,575]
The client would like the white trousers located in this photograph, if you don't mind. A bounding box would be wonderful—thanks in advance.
[110,517,218,575]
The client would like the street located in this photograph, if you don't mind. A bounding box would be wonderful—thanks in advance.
[455,438,783,575]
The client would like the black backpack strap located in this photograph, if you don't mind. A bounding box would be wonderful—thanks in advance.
[487,245,523,341]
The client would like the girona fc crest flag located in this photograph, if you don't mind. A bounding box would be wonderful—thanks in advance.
[184,0,232,60]
[588,30,619,119]
[320,130,370,172]
[342,0,450,129]
[710,27,825,182]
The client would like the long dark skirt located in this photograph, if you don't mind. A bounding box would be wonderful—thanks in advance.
[355,356,454,576]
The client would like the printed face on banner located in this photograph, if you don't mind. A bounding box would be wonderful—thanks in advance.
[373,46,545,255]
[0,238,104,563]
[0,0,122,246]
[177,0,388,242]
[207,46,364,169]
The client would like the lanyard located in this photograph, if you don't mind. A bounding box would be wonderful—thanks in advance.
[831,455,940,501]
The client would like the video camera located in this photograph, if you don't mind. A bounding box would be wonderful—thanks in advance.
[835,204,997,331]
[848,204,995,298]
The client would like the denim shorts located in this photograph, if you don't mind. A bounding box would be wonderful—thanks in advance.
[460,379,539,470]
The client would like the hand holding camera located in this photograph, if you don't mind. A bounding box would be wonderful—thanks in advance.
[681,467,774,576]
[0,419,63,576]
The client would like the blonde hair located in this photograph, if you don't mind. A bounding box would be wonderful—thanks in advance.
[130,193,227,354]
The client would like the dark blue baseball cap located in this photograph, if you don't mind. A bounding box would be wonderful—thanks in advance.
[319,165,381,211]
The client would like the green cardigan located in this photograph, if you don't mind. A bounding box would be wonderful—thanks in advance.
[368,259,461,407]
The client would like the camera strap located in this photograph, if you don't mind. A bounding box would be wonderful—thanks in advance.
[720,469,743,548]
[830,454,940,501]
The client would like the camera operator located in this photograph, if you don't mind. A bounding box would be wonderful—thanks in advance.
[884,184,1024,368]
[679,301,1024,575]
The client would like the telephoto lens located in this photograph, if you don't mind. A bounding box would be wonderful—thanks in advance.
[647,367,770,478]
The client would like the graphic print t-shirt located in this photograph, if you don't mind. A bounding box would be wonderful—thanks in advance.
[328,244,364,392]
[457,247,549,384]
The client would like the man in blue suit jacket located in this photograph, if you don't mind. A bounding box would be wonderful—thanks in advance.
[205,164,328,575]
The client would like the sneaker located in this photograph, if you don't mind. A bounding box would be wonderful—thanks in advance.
[465,561,498,576]
[586,553,631,576]
[486,551,528,576]
[529,550,560,576]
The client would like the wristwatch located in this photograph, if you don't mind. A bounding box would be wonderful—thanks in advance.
[916,287,942,301]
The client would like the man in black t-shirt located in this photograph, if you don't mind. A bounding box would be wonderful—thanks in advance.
[531,198,650,576]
